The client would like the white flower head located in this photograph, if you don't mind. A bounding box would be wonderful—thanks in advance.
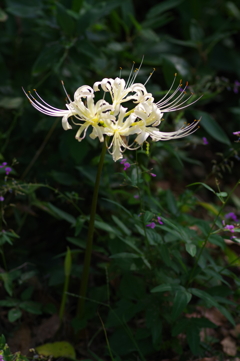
[23,61,202,162]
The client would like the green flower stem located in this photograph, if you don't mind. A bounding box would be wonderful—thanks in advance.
[59,247,72,321]
[77,140,107,318]
[59,273,70,321]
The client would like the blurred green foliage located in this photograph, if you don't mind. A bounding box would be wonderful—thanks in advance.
[0,0,240,359]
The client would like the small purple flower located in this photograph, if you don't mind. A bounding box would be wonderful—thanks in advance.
[224,224,235,232]
[146,222,156,229]
[157,216,163,225]
[202,137,208,145]
[134,194,139,199]
[0,196,4,201]
[233,131,240,136]
[123,162,131,171]
[120,159,127,164]
[5,167,12,175]
[0,354,4,361]
[225,212,238,222]
[150,173,156,177]
[2,162,7,166]
[233,80,240,94]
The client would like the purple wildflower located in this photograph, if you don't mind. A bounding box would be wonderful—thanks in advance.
[233,131,240,136]
[120,159,127,164]
[224,224,235,232]
[157,216,163,225]
[202,137,208,145]
[0,354,4,361]
[0,196,4,201]
[2,162,7,166]
[146,222,156,229]
[233,80,240,94]
[150,173,156,177]
[134,194,139,199]
[5,167,12,175]
[123,162,131,171]
[225,212,238,222]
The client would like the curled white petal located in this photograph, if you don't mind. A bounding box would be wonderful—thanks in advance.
[62,115,72,130]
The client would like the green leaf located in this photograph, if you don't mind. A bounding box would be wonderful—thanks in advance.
[6,0,42,18]
[171,290,192,321]
[94,220,116,233]
[189,288,235,325]
[172,318,190,336]
[50,171,78,186]
[47,203,76,225]
[151,320,162,349]
[8,308,22,322]
[102,198,132,216]
[0,299,18,307]
[112,215,131,236]
[32,43,63,76]
[187,181,216,193]
[0,97,23,109]
[166,190,178,215]
[185,244,197,257]
[131,168,138,186]
[162,55,190,82]
[0,8,8,21]
[194,111,231,146]
[151,284,183,293]
[146,0,185,18]
[208,235,225,250]
[0,272,13,296]
[216,192,228,198]
[19,301,42,314]
[186,325,200,356]
[56,3,76,36]
[110,253,140,259]
[36,341,76,358]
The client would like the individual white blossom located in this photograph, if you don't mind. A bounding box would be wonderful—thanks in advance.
[23,64,201,162]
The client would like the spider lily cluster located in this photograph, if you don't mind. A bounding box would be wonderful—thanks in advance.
[23,65,201,161]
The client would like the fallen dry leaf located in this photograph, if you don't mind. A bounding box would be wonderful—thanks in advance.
[199,306,227,326]
[8,324,31,355]
[200,327,218,342]
[195,358,218,361]
[34,314,60,344]
[221,336,237,356]
[230,323,240,338]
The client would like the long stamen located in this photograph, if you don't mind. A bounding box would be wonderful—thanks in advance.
[157,73,178,104]
[125,61,136,88]
[157,82,185,107]
[61,80,72,102]
[161,95,203,112]
[33,90,64,111]
[144,68,156,86]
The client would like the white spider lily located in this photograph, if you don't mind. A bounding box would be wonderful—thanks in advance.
[99,106,141,162]
[23,62,202,162]
[93,78,153,115]
[23,85,113,142]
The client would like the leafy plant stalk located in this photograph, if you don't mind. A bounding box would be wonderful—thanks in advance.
[77,140,107,318]
[188,179,240,285]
